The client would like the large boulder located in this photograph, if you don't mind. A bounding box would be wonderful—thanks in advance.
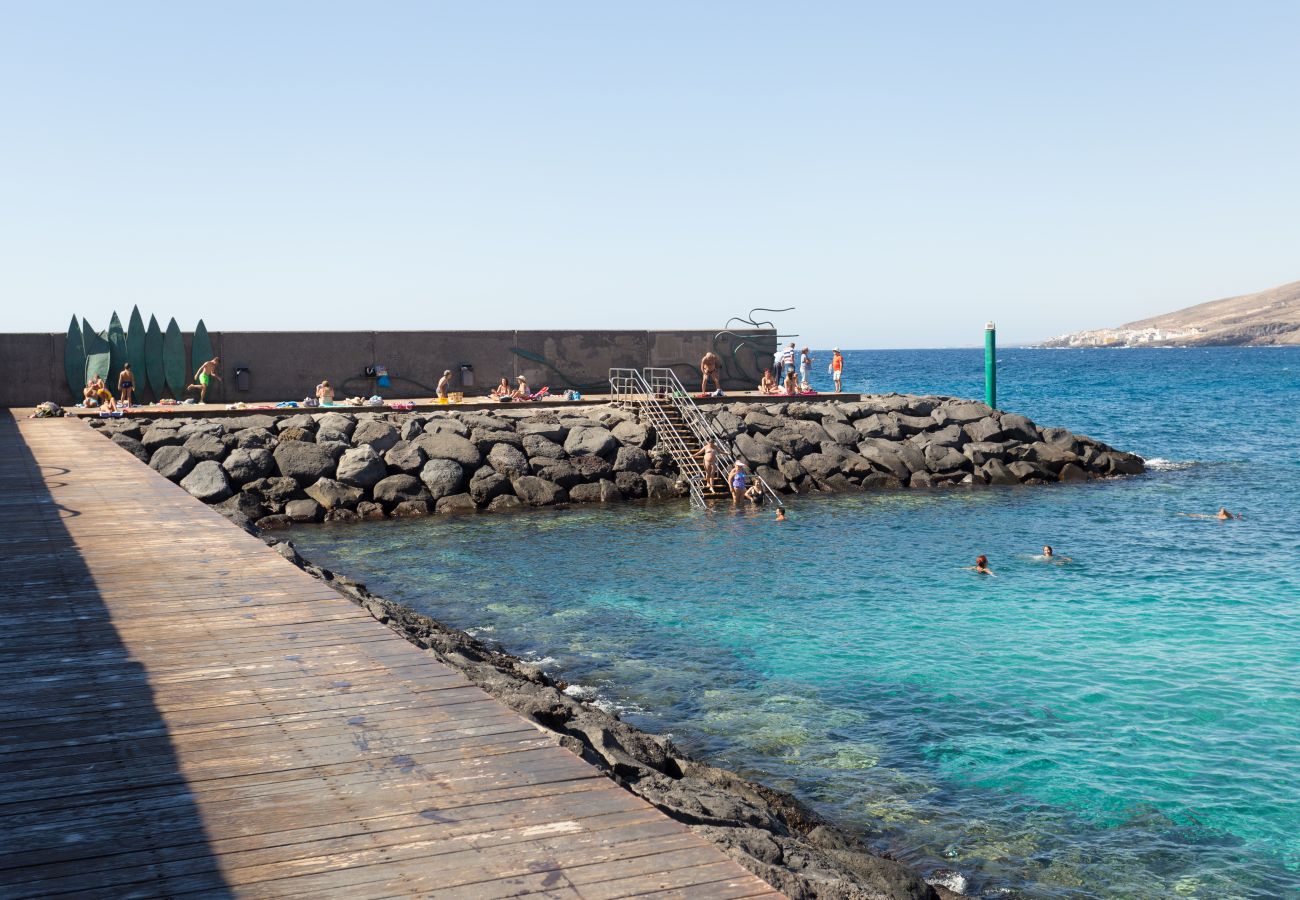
[435,493,478,514]
[273,441,336,485]
[924,444,970,472]
[285,498,322,522]
[855,414,904,441]
[111,434,150,463]
[642,473,675,500]
[315,412,356,443]
[518,420,566,442]
[734,431,776,467]
[305,477,363,510]
[276,413,317,432]
[383,440,427,473]
[231,426,276,450]
[422,417,468,437]
[214,492,268,528]
[223,448,274,485]
[372,474,428,506]
[611,420,653,450]
[614,471,647,499]
[487,443,529,477]
[416,432,482,467]
[180,461,232,503]
[487,494,524,513]
[569,479,623,503]
[471,428,524,454]
[820,418,859,445]
[468,469,511,505]
[977,459,1019,485]
[570,454,614,482]
[1023,442,1079,473]
[564,425,618,460]
[614,446,651,474]
[182,433,227,463]
[352,418,399,453]
[522,433,565,460]
[356,501,386,521]
[177,421,223,440]
[511,476,566,506]
[277,426,315,443]
[710,408,744,437]
[1008,460,1052,482]
[419,458,466,500]
[742,411,783,432]
[242,476,301,508]
[336,446,388,488]
[962,441,1013,467]
[997,413,1040,444]
[392,500,430,517]
[765,427,816,459]
[399,418,424,442]
[150,445,196,482]
[141,426,183,452]
[532,460,583,489]
[933,400,993,426]
[855,442,910,481]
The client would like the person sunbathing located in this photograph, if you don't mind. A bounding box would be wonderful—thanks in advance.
[489,377,511,398]
[512,375,529,398]
[758,369,778,393]
[784,369,799,395]
[315,380,334,405]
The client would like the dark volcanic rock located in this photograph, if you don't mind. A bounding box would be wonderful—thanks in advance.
[276,413,317,432]
[471,428,524,455]
[214,492,267,528]
[325,508,360,524]
[392,500,430,517]
[356,501,386,521]
[231,426,276,449]
[305,478,363,510]
[612,420,653,450]
[419,458,465,500]
[734,431,776,467]
[569,479,623,503]
[285,498,322,522]
[518,420,566,442]
[242,476,301,508]
[273,442,336,485]
[487,494,524,512]
[435,493,478,514]
[141,426,183,452]
[336,446,388,488]
[373,474,428,506]
[383,440,427,473]
[315,412,356,443]
[614,446,651,474]
[533,460,582,489]
[487,443,529,477]
[564,425,618,460]
[511,476,566,506]
[277,426,315,443]
[150,445,196,482]
[352,418,399,453]
[643,473,675,500]
[180,460,232,503]
[416,432,481,467]
[182,433,227,462]
[222,448,274,486]
[111,433,150,462]
[254,514,294,530]
[468,469,510,505]
[521,433,565,460]
[614,471,647,499]
[570,454,614,482]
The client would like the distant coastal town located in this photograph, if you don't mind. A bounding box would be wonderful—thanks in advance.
[1038,326,1206,348]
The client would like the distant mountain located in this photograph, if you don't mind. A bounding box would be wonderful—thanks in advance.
[1039,279,1300,348]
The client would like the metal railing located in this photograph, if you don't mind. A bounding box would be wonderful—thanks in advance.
[640,367,785,509]
[608,368,710,509]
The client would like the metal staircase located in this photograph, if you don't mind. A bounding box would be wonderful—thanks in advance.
[610,367,783,510]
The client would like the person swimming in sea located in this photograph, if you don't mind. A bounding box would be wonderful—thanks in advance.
[1037,544,1072,563]
[967,554,996,576]
[1179,507,1244,520]
[775,507,786,522]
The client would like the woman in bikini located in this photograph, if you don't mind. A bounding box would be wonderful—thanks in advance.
[489,377,511,398]
[758,369,777,394]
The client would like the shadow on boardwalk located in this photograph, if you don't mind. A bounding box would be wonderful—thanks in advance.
[0,411,232,898]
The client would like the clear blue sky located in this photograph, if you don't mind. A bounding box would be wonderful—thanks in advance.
[3,2,1297,347]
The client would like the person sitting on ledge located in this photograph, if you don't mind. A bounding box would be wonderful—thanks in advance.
[512,375,530,399]
[784,368,799,395]
[758,368,778,394]
[315,380,334,405]
[84,376,116,411]
[489,377,511,398]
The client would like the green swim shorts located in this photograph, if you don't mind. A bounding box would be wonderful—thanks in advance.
[199,373,210,386]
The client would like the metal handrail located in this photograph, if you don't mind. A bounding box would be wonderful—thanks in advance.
[642,367,785,509]
[608,368,709,509]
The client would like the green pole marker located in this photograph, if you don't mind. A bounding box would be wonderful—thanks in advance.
[984,321,997,409]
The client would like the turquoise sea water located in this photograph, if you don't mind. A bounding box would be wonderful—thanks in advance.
[288,348,1300,899]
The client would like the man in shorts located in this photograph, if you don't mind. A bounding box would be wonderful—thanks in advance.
[700,352,722,393]
[830,348,844,393]
[188,356,222,404]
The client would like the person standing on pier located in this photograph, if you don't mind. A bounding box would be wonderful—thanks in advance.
[700,351,722,393]
[187,356,222,404]
[830,348,844,393]
[799,347,813,390]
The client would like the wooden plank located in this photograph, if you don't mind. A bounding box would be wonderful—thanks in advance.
[0,414,784,900]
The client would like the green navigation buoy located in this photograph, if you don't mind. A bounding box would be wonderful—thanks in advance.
[984,321,997,410]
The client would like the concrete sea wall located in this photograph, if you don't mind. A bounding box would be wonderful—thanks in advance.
[85,396,1145,529]
[0,328,775,407]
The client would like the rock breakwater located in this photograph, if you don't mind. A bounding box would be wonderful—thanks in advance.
[87,396,1144,525]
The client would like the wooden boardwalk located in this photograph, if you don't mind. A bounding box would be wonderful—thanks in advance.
[0,413,782,900]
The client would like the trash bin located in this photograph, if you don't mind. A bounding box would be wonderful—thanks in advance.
[460,364,474,389]
[234,367,251,392]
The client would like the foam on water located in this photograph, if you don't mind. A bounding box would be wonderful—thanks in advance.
[289,348,1300,899]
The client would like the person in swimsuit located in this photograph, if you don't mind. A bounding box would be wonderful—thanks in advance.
[512,375,529,399]
[315,380,334,405]
[117,363,135,406]
[726,460,749,504]
[758,369,777,394]
[1179,507,1244,520]
[775,507,786,522]
[968,554,995,576]
[89,376,116,412]
[187,356,222,404]
[1037,545,1072,563]
[784,368,799,395]
[692,439,719,491]
[700,352,722,393]
[436,370,452,400]
[744,480,765,505]
[489,377,511,398]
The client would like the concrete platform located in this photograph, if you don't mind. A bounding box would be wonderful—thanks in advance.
[0,412,783,899]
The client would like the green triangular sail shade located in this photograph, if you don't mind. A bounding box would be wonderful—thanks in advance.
[107,312,128,389]
[145,315,166,399]
[64,316,85,397]
[162,317,187,400]
[82,320,111,384]
[191,320,213,376]
[126,306,148,400]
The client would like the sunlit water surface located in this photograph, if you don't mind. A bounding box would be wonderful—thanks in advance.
[289,348,1300,899]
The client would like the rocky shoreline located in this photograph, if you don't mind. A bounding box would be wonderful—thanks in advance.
[86,395,1145,528]
[84,395,1144,898]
